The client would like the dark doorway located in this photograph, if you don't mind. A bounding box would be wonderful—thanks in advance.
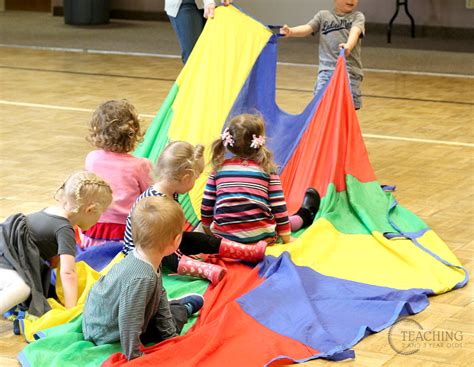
[6,0,51,12]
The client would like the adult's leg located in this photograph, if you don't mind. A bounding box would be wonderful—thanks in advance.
[0,269,31,315]
[168,0,205,64]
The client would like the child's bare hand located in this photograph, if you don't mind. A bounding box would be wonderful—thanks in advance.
[280,25,291,36]
[281,235,296,244]
[339,43,352,57]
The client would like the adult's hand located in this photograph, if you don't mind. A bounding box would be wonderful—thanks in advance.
[204,0,233,19]
[204,2,216,18]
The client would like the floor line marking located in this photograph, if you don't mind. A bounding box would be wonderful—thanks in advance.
[1,44,472,79]
[1,66,471,106]
[0,100,156,118]
[1,100,472,147]
[362,134,473,147]
[278,61,474,79]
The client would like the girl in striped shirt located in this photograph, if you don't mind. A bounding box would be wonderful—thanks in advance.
[122,141,270,285]
[202,114,319,245]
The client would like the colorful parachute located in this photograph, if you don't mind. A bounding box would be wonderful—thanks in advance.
[133,5,466,294]
[122,5,467,364]
[18,5,467,366]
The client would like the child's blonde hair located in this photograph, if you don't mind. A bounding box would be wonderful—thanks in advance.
[131,196,184,251]
[155,141,205,182]
[87,99,144,153]
[55,171,113,213]
[210,114,277,174]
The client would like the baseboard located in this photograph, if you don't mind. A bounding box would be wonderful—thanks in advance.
[52,6,168,22]
[366,22,474,39]
[109,9,168,22]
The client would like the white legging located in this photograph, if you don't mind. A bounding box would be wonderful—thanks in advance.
[0,268,31,315]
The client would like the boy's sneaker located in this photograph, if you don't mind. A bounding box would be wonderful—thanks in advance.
[13,319,21,335]
[170,293,204,316]
[381,184,396,192]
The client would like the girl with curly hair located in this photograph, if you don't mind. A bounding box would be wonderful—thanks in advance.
[83,99,152,248]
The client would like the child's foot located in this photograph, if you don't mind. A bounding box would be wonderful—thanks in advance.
[219,238,268,262]
[13,319,21,335]
[294,188,321,229]
[302,187,321,216]
[170,293,205,316]
[177,256,226,285]
[381,184,396,192]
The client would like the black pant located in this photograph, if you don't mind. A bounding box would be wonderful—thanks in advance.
[140,303,188,345]
[162,232,221,272]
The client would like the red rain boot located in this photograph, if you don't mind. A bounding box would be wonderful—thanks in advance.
[218,238,267,263]
[177,255,226,285]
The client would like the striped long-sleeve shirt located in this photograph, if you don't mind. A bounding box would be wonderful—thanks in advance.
[123,186,167,255]
[122,188,197,261]
[201,158,290,243]
[82,251,178,360]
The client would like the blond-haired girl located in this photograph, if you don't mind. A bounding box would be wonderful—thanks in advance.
[84,99,152,248]
[123,141,268,285]
[0,171,112,316]
[202,113,320,245]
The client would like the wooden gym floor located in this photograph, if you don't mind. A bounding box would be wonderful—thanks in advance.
[0,42,473,366]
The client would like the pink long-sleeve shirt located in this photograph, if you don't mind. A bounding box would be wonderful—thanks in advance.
[85,150,153,225]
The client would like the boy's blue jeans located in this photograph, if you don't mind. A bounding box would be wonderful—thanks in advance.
[315,70,363,110]
[168,0,206,64]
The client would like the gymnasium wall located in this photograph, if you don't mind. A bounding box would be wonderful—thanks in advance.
[50,0,474,29]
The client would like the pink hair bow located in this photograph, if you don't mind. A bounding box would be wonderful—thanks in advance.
[250,134,266,149]
[221,128,235,147]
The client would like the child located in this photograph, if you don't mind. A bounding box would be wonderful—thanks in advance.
[83,99,152,248]
[122,141,269,285]
[83,196,204,361]
[201,113,320,244]
[0,171,112,317]
[280,0,365,109]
